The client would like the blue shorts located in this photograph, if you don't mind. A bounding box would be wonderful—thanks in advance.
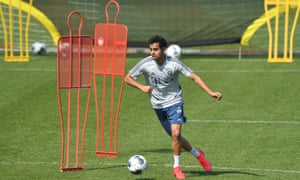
[154,102,187,136]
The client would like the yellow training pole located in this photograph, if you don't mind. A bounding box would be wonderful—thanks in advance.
[8,0,14,59]
[265,0,300,63]
[25,0,33,59]
[0,4,8,59]
[3,0,33,62]
[18,0,23,57]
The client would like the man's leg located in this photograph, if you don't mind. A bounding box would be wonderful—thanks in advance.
[172,124,212,172]
[171,124,183,155]
[171,124,185,179]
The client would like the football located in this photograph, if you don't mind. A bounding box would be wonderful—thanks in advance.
[31,41,47,55]
[127,155,147,174]
[165,44,182,58]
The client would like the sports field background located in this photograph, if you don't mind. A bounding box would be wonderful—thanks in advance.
[0,53,299,179]
[1,0,300,53]
[1,0,300,179]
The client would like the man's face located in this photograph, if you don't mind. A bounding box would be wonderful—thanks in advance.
[149,42,165,61]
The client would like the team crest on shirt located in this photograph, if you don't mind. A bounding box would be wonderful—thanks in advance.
[167,70,172,76]
[164,67,173,77]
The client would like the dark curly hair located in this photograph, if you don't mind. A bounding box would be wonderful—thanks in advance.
[148,35,168,49]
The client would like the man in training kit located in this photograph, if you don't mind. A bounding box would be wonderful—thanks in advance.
[125,35,222,179]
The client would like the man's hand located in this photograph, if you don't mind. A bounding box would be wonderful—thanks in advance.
[211,92,222,101]
[141,85,153,93]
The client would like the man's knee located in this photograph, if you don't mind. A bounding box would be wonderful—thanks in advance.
[171,132,181,142]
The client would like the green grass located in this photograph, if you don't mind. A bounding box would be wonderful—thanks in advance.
[0,54,300,179]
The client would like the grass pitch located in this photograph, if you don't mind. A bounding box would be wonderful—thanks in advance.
[0,54,299,179]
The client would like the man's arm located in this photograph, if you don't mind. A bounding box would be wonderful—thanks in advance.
[124,74,153,93]
[188,72,222,100]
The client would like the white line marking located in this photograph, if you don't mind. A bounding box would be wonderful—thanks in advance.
[0,68,56,72]
[1,68,300,73]
[109,163,300,174]
[1,161,299,174]
[212,166,300,174]
[195,69,300,73]
[189,119,300,124]
[0,161,59,165]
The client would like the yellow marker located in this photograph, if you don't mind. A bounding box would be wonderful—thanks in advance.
[0,0,61,62]
[265,0,300,63]
[0,0,33,62]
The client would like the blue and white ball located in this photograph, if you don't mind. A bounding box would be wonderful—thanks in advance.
[165,44,182,58]
[128,155,147,174]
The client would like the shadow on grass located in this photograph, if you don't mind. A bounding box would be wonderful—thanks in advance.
[86,166,158,180]
[141,148,171,154]
[85,164,125,171]
[186,170,263,178]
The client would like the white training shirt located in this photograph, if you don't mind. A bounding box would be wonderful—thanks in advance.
[129,56,193,109]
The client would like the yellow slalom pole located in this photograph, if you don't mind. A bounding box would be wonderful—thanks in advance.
[0,4,8,59]
[25,0,33,58]
[283,3,289,59]
[3,0,33,62]
[0,0,60,48]
[264,0,300,63]
[18,0,23,57]
[264,1,273,60]
[289,0,300,60]
[8,0,13,58]
[274,1,279,60]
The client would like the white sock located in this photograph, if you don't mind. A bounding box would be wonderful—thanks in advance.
[190,147,200,158]
[173,155,181,168]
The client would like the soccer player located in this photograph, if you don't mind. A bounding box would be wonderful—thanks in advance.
[125,35,222,179]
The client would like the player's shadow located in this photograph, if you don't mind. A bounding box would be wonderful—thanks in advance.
[186,170,263,178]
[142,148,171,154]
